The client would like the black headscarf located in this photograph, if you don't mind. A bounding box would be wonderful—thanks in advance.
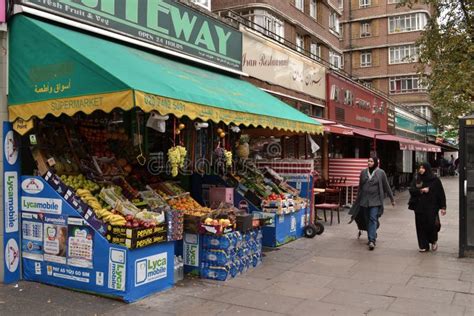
[369,155,379,173]
[418,162,435,183]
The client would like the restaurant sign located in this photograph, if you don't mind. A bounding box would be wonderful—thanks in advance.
[415,124,437,135]
[242,30,326,100]
[15,0,242,71]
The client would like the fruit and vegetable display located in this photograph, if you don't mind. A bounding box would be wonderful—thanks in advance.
[167,195,212,216]
[60,174,101,192]
[223,163,306,213]
[151,181,186,198]
[93,157,124,177]
[33,114,267,250]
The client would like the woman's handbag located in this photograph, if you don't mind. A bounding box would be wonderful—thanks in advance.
[408,196,418,210]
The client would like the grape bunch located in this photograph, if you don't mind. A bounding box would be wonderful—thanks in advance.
[167,145,187,177]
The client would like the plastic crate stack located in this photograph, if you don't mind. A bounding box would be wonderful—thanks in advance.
[200,229,263,281]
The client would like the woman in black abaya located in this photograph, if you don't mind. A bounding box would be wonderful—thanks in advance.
[409,162,447,252]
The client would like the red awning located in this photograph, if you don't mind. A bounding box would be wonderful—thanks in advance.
[377,134,441,152]
[351,127,385,139]
[313,118,354,135]
[327,124,354,135]
[350,127,441,152]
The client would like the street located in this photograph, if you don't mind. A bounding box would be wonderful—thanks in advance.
[1,176,473,316]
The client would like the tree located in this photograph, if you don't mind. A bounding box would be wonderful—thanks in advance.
[399,0,474,127]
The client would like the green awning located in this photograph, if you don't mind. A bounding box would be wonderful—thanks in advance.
[9,15,323,135]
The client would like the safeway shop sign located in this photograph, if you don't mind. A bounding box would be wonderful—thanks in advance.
[16,0,242,71]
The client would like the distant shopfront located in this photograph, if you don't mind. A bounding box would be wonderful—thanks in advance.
[326,71,391,159]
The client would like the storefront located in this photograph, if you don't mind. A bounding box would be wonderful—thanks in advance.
[325,71,440,192]
[325,71,391,186]
[3,2,323,301]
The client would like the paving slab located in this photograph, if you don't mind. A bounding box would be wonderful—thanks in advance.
[407,275,471,292]
[288,300,368,316]
[403,265,463,280]
[319,289,395,310]
[325,277,393,295]
[262,280,333,300]
[452,292,474,307]
[213,288,304,314]
[388,297,466,316]
[386,284,456,304]
[222,305,285,316]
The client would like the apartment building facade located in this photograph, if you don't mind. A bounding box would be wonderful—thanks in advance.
[212,0,434,125]
[341,0,434,121]
[212,0,345,72]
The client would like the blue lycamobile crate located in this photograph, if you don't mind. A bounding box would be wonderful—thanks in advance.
[253,208,307,247]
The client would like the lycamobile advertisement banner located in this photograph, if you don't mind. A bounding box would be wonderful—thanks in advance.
[3,122,21,283]
[20,176,175,302]
[16,0,243,70]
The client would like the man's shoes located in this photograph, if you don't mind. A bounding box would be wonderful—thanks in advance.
[431,243,438,251]
[419,248,429,252]
[368,241,375,250]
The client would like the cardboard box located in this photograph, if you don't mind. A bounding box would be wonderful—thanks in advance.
[107,224,166,239]
[209,187,234,207]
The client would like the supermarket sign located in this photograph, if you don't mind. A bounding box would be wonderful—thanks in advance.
[15,0,242,71]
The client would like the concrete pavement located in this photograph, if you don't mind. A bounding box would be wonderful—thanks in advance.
[1,176,473,316]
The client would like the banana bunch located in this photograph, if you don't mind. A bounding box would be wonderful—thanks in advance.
[76,188,102,212]
[95,208,127,226]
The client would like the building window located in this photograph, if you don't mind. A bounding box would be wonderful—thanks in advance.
[338,0,344,9]
[244,10,285,42]
[300,103,323,118]
[344,90,353,105]
[310,0,317,19]
[389,13,428,33]
[329,12,340,34]
[420,106,432,120]
[363,81,373,88]
[296,34,305,53]
[360,51,372,67]
[329,50,343,69]
[295,0,304,11]
[389,76,427,94]
[310,42,321,60]
[330,85,341,102]
[387,0,401,3]
[190,0,211,10]
[360,22,371,37]
[389,45,420,64]
[360,0,371,8]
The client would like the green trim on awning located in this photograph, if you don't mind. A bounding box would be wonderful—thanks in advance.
[9,15,322,134]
